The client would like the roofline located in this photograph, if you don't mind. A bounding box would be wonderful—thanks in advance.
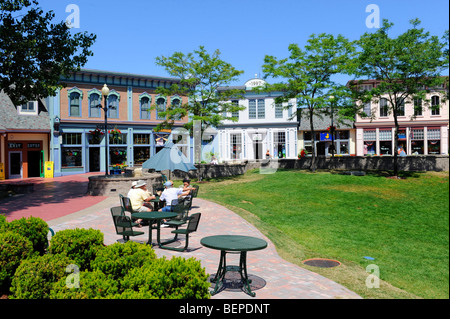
[67,68,181,83]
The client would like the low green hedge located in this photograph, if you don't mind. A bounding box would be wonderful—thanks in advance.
[4,216,49,255]
[10,253,75,299]
[49,228,104,271]
[0,231,35,293]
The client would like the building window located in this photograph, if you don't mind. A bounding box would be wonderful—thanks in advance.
[230,133,242,160]
[61,133,82,168]
[397,98,405,116]
[363,102,371,117]
[379,130,392,155]
[249,99,257,119]
[107,95,119,118]
[110,147,127,166]
[427,129,440,155]
[431,96,440,115]
[363,130,376,155]
[257,99,265,119]
[18,101,38,115]
[89,93,101,118]
[275,103,283,118]
[414,98,423,116]
[411,129,424,154]
[379,98,388,117]
[156,97,166,120]
[171,97,182,120]
[140,96,151,120]
[231,100,239,120]
[69,92,81,117]
[273,131,286,158]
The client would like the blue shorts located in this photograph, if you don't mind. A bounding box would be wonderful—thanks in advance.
[162,206,172,212]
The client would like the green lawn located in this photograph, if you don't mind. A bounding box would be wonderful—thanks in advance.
[196,169,449,299]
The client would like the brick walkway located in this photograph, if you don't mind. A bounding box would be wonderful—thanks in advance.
[1,174,361,299]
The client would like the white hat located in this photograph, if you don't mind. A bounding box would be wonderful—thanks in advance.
[135,180,147,188]
[131,181,137,188]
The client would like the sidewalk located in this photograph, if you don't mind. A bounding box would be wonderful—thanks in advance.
[1,174,361,299]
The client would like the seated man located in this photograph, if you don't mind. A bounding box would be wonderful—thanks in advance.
[180,178,196,198]
[160,181,189,212]
[129,180,156,212]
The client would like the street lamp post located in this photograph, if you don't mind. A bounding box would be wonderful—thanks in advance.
[329,96,336,158]
[101,84,110,175]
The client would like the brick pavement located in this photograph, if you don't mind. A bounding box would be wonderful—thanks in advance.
[1,173,361,299]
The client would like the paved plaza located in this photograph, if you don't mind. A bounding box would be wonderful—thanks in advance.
[1,173,361,299]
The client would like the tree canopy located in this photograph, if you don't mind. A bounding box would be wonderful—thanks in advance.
[0,0,96,105]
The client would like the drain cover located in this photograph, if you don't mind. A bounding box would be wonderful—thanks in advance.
[302,258,341,268]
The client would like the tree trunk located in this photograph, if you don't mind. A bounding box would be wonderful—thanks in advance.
[309,110,317,172]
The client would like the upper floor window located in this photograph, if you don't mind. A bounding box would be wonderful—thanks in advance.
[275,103,283,118]
[156,96,166,120]
[107,92,119,118]
[68,87,83,117]
[140,96,151,120]
[171,97,182,120]
[231,100,239,120]
[396,98,405,116]
[249,99,257,119]
[379,98,388,117]
[69,92,81,117]
[89,93,101,118]
[363,102,371,117]
[414,98,423,116]
[257,99,265,119]
[431,96,440,115]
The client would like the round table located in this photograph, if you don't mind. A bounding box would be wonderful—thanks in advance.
[132,211,177,246]
[200,235,268,297]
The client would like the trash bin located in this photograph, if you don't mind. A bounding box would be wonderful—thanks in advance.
[0,163,5,180]
[44,161,54,178]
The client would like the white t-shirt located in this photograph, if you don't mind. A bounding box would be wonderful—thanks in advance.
[160,187,183,206]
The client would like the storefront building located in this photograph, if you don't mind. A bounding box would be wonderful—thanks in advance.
[216,77,298,161]
[47,69,189,177]
[353,79,449,156]
[0,92,51,179]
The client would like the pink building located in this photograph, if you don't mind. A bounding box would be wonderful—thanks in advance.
[353,79,449,156]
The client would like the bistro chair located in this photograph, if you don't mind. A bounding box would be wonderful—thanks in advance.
[164,198,189,231]
[161,213,201,252]
[110,206,144,242]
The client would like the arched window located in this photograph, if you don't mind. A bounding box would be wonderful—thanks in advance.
[139,92,152,120]
[107,90,120,118]
[170,96,182,120]
[156,96,166,120]
[67,87,83,117]
[379,98,388,117]
[89,93,101,117]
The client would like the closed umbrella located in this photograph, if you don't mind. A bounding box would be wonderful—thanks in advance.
[142,142,196,179]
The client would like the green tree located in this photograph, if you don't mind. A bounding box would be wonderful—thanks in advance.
[155,46,245,163]
[350,19,449,176]
[0,0,96,105]
[262,34,356,170]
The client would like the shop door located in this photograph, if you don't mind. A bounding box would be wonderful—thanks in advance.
[317,142,326,156]
[89,148,100,172]
[27,151,41,177]
[9,151,22,179]
[254,142,263,160]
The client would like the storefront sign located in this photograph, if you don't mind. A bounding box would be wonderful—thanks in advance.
[28,143,41,148]
[8,143,23,149]
[253,134,262,141]
[320,132,332,141]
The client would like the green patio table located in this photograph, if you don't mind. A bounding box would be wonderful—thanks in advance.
[132,211,177,246]
[200,235,267,297]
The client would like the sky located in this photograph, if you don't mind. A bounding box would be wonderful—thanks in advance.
[38,0,449,85]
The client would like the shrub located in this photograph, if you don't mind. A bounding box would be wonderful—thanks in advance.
[0,215,7,231]
[6,216,49,255]
[120,256,210,299]
[10,253,74,299]
[0,231,34,293]
[91,241,157,281]
[49,228,104,271]
[50,269,119,299]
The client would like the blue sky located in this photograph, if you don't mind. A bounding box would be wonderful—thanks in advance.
[40,0,449,85]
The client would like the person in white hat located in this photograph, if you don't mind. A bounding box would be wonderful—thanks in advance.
[129,180,156,213]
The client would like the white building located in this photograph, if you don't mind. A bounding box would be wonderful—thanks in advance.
[216,77,298,162]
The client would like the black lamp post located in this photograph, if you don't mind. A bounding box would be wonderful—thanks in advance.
[101,84,110,175]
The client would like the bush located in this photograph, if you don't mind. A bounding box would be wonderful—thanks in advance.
[120,256,210,299]
[91,241,157,280]
[0,231,34,293]
[49,228,104,271]
[6,216,49,255]
[10,253,74,299]
[50,269,119,299]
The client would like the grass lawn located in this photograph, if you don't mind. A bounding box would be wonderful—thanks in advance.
[196,169,449,299]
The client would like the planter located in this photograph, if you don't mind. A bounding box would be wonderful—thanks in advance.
[110,169,122,175]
